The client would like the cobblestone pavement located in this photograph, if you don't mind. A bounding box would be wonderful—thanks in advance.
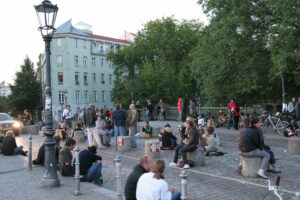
[12,121,300,200]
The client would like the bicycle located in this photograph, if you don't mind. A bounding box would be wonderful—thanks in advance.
[260,113,289,135]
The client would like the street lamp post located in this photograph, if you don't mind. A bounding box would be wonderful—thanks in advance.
[34,0,59,187]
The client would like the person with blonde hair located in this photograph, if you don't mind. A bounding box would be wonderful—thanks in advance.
[127,104,137,148]
[136,160,181,200]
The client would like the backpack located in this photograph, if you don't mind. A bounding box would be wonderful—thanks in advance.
[178,160,193,168]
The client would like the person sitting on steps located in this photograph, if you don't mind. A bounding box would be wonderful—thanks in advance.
[141,121,152,139]
[203,127,219,156]
[158,124,177,150]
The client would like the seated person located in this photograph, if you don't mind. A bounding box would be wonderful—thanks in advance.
[76,146,103,185]
[59,138,76,176]
[0,132,4,154]
[56,123,69,141]
[238,117,270,179]
[198,124,205,148]
[33,136,61,166]
[97,115,113,147]
[137,160,181,200]
[206,111,215,128]
[217,110,226,127]
[169,120,199,169]
[284,120,299,137]
[158,125,177,150]
[72,122,83,138]
[141,121,152,139]
[203,127,219,156]
[1,131,27,156]
[197,114,205,126]
[125,155,153,200]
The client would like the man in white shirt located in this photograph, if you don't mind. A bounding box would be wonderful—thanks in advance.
[63,105,73,131]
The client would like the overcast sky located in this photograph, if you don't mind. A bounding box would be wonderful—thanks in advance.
[0,0,208,85]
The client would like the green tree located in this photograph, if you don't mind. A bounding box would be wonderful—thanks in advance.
[9,57,42,114]
[0,96,9,113]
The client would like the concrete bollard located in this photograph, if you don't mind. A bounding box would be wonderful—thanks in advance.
[74,146,81,196]
[145,139,161,158]
[180,170,188,200]
[28,135,32,170]
[115,155,122,200]
[241,156,262,178]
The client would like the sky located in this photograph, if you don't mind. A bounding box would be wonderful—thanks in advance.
[0,0,208,85]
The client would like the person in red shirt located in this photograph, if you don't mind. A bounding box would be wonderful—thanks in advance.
[177,98,183,122]
[227,98,236,129]
[233,102,240,130]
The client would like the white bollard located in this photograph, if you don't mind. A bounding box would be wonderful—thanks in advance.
[115,155,122,200]
[180,170,188,200]
[28,135,32,170]
[74,146,81,196]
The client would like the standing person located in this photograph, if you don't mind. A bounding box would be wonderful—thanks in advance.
[22,109,31,134]
[1,131,27,156]
[124,155,153,200]
[62,105,73,136]
[112,104,127,148]
[296,97,300,137]
[145,99,154,121]
[227,98,236,129]
[59,138,76,176]
[84,104,102,148]
[127,104,137,148]
[233,102,240,130]
[177,98,183,122]
[189,100,196,115]
[158,99,166,121]
[136,160,181,200]
[169,120,199,169]
[288,97,297,119]
[135,101,143,122]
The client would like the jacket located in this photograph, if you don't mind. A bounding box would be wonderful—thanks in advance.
[136,172,172,200]
[203,134,219,152]
[112,108,127,127]
[1,136,17,155]
[77,150,102,175]
[296,102,300,121]
[124,165,148,200]
[59,146,73,176]
[238,127,261,153]
[127,109,137,127]
[181,127,199,146]
[83,107,97,127]
[177,99,183,111]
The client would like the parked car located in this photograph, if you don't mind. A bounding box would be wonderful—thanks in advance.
[0,113,22,136]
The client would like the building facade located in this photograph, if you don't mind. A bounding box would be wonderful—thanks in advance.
[42,19,133,123]
[0,81,11,97]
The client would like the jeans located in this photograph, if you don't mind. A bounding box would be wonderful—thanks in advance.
[173,144,197,164]
[265,149,276,167]
[241,149,270,172]
[86,162,102,184]
[100,129,113,145]
[114,126,127,148]
[146,110,152,121]
[137,111,141,122]
[227,112,233,129]
[178,110,182,122]
[87,126,102,148]
[171,191,181,200]
[297,121,300,137]
[13,145,23,155]
[129,126,137,146]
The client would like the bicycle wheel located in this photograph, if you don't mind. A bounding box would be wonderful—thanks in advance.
[276,121,289,136]
[262,121,268,134]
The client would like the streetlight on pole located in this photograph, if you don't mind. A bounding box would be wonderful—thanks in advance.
[128,65,138,104]
[34,0,59,187]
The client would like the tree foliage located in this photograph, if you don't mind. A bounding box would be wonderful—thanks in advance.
[9,57,42,114]
[0,96,9,113]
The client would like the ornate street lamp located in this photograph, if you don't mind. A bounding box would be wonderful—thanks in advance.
[34,0,59,187]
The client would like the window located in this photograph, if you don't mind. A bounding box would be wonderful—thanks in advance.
[58,91,65,104]
[101,74,105,84]
[83,56,87,67]
[101,58,104,67]
[93,90,97,102]
[76,90,80,104]
[75,38,78,48]
[57,55,62,67]
[102,90,105,102]
[93,73,96,83]
[92,58,96,67]
[74,56,79,66]
[75,72,79,85]
[58,72,63,84]
[57,39,62,47]
[83,40,86,49]
[84,90,88,103]
[84,73,88,85]
[109,74,112,84]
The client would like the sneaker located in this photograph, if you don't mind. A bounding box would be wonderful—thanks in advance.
[80,177,88,182]
[237,165,242,174]
[131,145,137,148]
[169,162,177,167]
[257,171,268,179]
[183,164,190,169]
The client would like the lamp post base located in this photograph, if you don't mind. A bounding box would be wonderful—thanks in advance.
[41,176,60,188]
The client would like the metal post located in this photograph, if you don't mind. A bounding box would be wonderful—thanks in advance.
[115,155,122,200]
[28,135,32,170]
[129,79,134,104]
[74,146,81,196]
[180,170,188,200]
[41,35,60,187]
[281,72,286,104]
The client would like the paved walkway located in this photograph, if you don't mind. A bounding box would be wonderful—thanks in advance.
[1,121,299,200]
